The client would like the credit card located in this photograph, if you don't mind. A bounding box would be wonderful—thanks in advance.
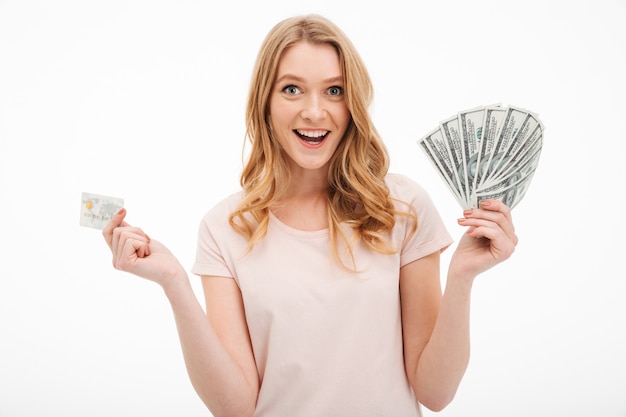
[80,192,124,229]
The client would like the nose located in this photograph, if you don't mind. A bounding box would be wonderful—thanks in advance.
[301,94,326,121]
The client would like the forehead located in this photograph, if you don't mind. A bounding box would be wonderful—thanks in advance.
[276,41,342,80]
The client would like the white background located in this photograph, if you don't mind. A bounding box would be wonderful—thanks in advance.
[1,0,625,416]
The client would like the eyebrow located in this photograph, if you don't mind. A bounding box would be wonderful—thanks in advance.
[275,74,344,84]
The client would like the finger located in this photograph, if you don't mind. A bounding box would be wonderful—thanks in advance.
[114,225,150,242]
[110,226,152,272]
[479,200,514,232]
[111,223,150,248]
[114,228,149,257]
[115,236,150,270]
[102,208,128,248]
[113,230,151,269]
[480,199,513,222]
[468,200,511,219]
[458,214,502,235]
[462,212,518,256]
[135,240,149,259]
[463,200,516,238]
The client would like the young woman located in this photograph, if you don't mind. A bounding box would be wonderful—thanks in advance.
[103,14,518,417]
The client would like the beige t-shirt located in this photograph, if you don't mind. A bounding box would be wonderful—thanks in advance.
[192,173,453,417]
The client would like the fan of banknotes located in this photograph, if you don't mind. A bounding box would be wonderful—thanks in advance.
[417,104,544,210]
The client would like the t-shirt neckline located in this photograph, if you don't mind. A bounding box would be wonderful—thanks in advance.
[268,211,329,239]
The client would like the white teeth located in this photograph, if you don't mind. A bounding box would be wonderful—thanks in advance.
[296,130,328,138]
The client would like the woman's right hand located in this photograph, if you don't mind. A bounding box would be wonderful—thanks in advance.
[102,208,185,287]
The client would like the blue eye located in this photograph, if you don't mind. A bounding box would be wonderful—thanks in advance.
[328,86,344,96]
[283,85,301,95]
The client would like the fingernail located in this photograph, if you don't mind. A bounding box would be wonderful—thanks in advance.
[480,200,492,208]
[463,210,472,217]
[117,208,126,215]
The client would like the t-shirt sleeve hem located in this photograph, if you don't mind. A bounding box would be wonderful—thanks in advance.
[400,236,454,268]
[191,262,234,279]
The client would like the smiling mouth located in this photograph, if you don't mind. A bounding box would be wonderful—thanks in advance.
[295,129,329,145]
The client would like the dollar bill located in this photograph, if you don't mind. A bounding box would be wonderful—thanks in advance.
[458,104,499,206]
[478,105,530,187]
[484,111,542,184]
[476,146,539,209]
[486,124,543,187]
[476,165,537,209]
[417,127,467,208]
[418,104,543,209]
[473,106,508,195]
[440,114,469,204]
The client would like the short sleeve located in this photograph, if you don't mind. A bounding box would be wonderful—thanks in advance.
[191,192,248,279]
[386,174,454,267]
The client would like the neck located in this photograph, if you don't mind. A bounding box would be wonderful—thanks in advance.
[272,170,330,231]
[283,163,329,200]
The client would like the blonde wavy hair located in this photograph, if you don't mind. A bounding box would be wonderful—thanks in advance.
[229,14,416,269]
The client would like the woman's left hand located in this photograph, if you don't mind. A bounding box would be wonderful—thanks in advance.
[449,199,518,280]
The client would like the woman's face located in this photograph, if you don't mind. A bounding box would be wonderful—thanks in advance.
[268,41,350,175]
